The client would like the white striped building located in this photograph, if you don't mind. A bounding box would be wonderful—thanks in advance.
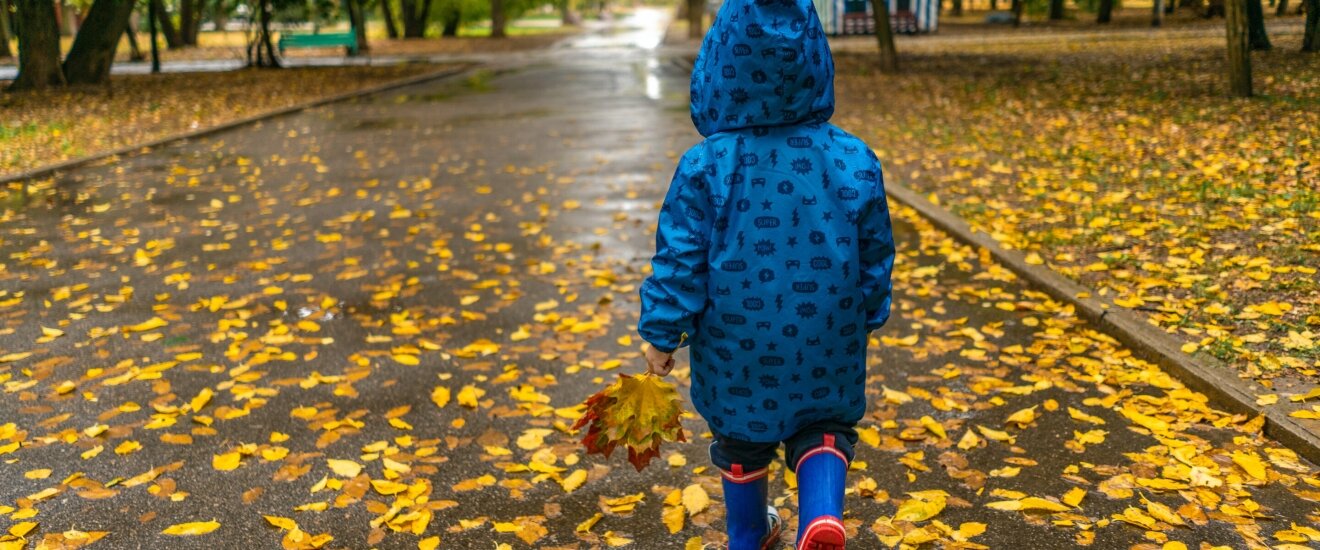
[812,0,940,34]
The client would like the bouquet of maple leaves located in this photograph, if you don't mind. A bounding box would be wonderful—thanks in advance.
[573,373,686,471]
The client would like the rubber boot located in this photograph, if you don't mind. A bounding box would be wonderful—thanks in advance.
[720,465,783,550]
[795,435,847,550]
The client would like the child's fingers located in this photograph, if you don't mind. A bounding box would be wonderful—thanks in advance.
[648,356,674,376]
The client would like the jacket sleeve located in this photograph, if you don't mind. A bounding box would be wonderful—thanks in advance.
[638,155,713,353]
[860,160,896,332]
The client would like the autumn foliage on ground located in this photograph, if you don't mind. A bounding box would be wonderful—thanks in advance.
[834,30,1320,390]
[3,23,1320,550]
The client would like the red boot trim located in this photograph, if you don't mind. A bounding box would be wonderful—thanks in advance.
[796,516,845,550]
[721,463,769,484]
[794,435,849,472]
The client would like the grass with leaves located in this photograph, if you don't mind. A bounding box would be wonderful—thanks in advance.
[0,64,463,180]
[834,28,1319,385]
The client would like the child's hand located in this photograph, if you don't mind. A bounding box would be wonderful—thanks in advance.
[645,346,675,377]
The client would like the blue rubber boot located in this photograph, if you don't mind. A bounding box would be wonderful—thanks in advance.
[794,435,847,550]
[721,465,783,550]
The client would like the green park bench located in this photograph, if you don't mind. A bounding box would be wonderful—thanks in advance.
[278,29,359,56]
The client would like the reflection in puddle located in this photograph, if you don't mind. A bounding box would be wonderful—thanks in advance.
[645,58,662,100]
[559,8,667,51]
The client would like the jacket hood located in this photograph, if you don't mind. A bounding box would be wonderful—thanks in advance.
[690,0,835,137]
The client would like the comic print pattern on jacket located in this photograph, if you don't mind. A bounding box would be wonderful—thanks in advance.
[638,0,897,443]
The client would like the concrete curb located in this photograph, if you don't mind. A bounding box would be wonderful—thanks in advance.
[884,181,1320,466]
[1,64,475,188]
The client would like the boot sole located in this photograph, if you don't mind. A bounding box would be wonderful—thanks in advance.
[798,516,845,550]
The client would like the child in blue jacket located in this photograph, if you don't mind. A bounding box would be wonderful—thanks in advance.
[638,1,896,548]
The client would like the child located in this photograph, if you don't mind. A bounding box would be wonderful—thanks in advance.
[638,0,895,548]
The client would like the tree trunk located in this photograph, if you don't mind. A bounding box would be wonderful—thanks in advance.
[126,14,144,60]
[1246,0,1271,49]
[1226,0,1252,96]
[148,0,160,71]
[561,0,577,25]
[179,0,200,45]
[990,0,997,10]
[686,0,701,38]
[400,0,430,38]
[1011,0,1023,25]
[870,0,898,72]
[399,0,417,37]
[1275,0,1288,15]
[62,0,137,85]
[1153,0,1165,24]
[10,0,66,90]
[441,1,460,36]
[490,0,505,37]
[0,0,13,58]
[346,0,368,53]
[1048,0,1063,19]
[1303,0,1318,51]
[213,0,228,31]
[952,0,963,17]
[180,0,194,44]
[381,0,399,38]
[247,0,278,67]
[151,0,181,48]
[1097,0,1115,22]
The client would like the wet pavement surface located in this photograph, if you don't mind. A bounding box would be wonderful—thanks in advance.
[2,8,1319,550]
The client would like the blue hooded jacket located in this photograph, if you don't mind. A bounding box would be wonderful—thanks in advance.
[639,0,895,443]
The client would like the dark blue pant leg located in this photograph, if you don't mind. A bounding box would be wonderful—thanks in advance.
[783,419,859,473]
[709,432,780,473]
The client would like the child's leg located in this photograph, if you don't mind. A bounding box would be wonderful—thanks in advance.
[710,435,784,550]
[785,422,858,550]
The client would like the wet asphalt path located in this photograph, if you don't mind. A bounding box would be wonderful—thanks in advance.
[2,9,1319,550]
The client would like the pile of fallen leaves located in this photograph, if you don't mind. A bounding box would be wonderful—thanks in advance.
[834,28,1319,387]
[0,64,459,180]
[574,373,686,471]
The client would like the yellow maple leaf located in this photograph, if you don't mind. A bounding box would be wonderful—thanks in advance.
[431,386,451,408]
[190,388,213,413]
[1004,406,1038,427]
[576,513,603,533]
[919,416,947,439]
[681,484,709,516]
[957,429,982,450]
[371,480,408,495]
[1062,487,1087,507]
[893,493,946,522]
[663,505,685,534]
[212,452,242,471]
[1231,451,1267,481]
[327,459,362,478]
[457,385,485,408]
[559,469,587,493]
[882,385,913,404]
[264,516,298,530]
[125,317,169,333]
[161,520,220,536]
